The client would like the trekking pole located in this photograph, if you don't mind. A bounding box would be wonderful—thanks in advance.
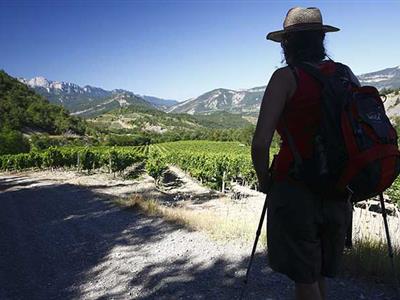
[345,186,354,249]
[379,193,400,297]
[239,192,269,300]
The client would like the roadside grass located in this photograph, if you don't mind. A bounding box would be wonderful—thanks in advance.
[115,194,265,244]
[116,194,399,283]
[341,238,400,283]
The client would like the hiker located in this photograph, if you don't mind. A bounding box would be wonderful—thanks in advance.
[251,7,361,300]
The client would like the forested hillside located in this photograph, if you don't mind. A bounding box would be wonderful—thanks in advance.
[90,105,252,133]
[0,70,86,135]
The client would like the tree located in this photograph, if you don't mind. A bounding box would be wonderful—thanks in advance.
[0,129,30,155]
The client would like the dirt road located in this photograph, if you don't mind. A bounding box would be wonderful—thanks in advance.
[0,171,396,299]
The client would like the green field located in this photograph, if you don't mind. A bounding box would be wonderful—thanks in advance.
[0,140,277,190]
[1,140,399,207]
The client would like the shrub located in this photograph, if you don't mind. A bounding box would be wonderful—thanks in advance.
[145,149,167,179]
[0,129,30,155]
[30,134,58,151]
[42,147,63,168]
[386,177,400,208]
[105,134,150,146]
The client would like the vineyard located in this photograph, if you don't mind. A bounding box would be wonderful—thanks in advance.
[0,141,269,191]
[149,141,265,190]
[0,146,148,174]
[1,140,399,206]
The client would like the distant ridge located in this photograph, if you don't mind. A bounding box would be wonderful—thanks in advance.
[18,76,178,117]
[139,95,178,110]
[18,65,400,118]
[358,66,400,90]
[166,87,265,115]
[166,65,400,115]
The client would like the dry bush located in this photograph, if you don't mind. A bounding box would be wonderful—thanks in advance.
[115,194,265,243]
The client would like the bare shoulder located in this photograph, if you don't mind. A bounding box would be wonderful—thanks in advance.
[271,66,295,80]
[267,66,297,98]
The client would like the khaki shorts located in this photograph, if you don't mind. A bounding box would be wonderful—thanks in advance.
[266,179,351,284]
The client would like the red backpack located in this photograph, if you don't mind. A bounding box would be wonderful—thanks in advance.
[285,62,400,202]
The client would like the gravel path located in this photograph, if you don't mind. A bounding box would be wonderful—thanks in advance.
[0,171,398,300]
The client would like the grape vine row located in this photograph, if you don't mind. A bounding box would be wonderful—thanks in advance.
[0,146,147,174]
[0,140,278,191]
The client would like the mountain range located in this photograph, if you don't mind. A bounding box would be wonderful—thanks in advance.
[19,65,400,118]
[18,77,178,117]
[166,87,265,115]
[358,66,400,90]
[168,65,400,116]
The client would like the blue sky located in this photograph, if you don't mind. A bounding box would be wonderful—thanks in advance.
[1,0,399,101]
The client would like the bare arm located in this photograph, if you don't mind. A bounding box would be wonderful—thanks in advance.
[251,67,296,193]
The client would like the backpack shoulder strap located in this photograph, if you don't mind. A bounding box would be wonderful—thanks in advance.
[334,62,362,88]
[282,65,303,175]
[296,62,329,86]
[288,64,299,87]
[282,118,303,163]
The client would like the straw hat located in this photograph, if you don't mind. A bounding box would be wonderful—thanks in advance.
[266,7,339,43]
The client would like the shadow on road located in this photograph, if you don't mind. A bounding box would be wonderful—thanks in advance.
[0,175,396,300]
[0,176,179,299]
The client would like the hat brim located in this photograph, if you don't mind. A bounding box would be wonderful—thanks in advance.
[266,24,340,43]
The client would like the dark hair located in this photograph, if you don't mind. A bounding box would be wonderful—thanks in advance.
[281,30,327,65]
